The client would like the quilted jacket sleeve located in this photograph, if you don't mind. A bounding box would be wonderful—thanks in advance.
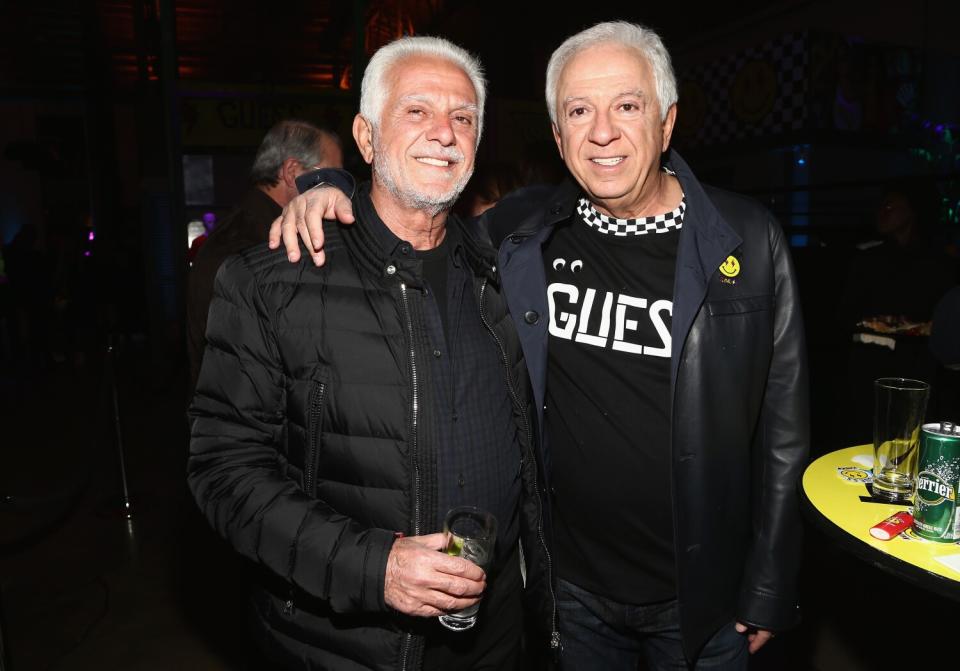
[737,215,810,631]
[187,253,396,614]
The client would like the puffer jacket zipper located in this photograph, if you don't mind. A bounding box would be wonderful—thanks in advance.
[305,381,327,495]
[477,278,560,654]
[398,281,421,671]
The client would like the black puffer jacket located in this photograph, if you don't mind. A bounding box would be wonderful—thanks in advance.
[188,201,554,670]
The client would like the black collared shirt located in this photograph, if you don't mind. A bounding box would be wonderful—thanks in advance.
[357,185,521,563]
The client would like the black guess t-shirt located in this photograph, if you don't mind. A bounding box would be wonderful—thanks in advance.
[545,195,683,604]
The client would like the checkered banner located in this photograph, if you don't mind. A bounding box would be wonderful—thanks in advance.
[675,32,809,146]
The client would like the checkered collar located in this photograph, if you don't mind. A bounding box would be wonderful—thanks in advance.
[577,193,686,237]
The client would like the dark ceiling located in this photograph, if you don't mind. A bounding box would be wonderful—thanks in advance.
[1,0,956,103]
[0,0,797,97]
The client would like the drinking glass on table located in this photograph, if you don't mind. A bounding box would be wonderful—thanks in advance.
[438,506,497,632]
[872,377,930,502]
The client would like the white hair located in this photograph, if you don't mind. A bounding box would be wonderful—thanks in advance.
[359,36,486,144]
[545,21,678,125]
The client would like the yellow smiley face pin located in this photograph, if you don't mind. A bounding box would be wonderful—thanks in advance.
[719,256,740,278]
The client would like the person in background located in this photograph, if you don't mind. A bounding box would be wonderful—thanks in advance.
[840,183,954,335]
[185,119,343,393]
[837,183,955,444]
[186,212,217,265]
[456,145,565,219]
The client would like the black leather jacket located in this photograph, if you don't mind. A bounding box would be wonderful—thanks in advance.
[482,149,810,662]
[188,203,554,669]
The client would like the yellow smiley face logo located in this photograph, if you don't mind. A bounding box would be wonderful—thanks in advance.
[719,256,740,278]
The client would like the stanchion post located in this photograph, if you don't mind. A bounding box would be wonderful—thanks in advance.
[106,340,133,519]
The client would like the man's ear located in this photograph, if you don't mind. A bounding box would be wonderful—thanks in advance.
[660,103,677,153]
[279,158,300,189]
[551,122,564,160]
[353,114,375,165]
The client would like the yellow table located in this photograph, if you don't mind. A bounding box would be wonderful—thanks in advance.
[801,445,960,601]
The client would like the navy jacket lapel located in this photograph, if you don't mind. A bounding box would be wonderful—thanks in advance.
[498,182,577,441]
[667,150,742,388]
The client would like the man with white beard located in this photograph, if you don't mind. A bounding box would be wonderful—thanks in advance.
[188,36,554,670]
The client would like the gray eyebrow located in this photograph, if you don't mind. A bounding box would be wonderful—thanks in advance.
[562,90,648,106]
[453,103,480,114]
[397,94,478,113]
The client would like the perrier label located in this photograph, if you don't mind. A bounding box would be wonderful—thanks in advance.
[913,422,960,542]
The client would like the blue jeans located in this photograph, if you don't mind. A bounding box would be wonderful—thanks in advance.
[557,579,748,671]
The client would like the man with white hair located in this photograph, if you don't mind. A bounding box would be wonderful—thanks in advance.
[273,21,809,670]
[188,36,553,670]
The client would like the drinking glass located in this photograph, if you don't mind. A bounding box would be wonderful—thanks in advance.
[438,506,497,632]
[873,377,930,502]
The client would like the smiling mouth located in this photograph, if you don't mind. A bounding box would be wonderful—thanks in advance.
[591,157,625,166]
[416,157,455,167]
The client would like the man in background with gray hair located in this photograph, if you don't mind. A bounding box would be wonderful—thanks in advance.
[273,20,809,670]
[189,36,552,670]
[186,118,342,392]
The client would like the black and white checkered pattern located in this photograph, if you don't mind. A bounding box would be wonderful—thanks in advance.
[578,196,686,236]
[678,32,808,146]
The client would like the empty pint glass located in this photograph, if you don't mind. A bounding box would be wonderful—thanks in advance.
[873,378,930,502]
[438,506,497,632]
